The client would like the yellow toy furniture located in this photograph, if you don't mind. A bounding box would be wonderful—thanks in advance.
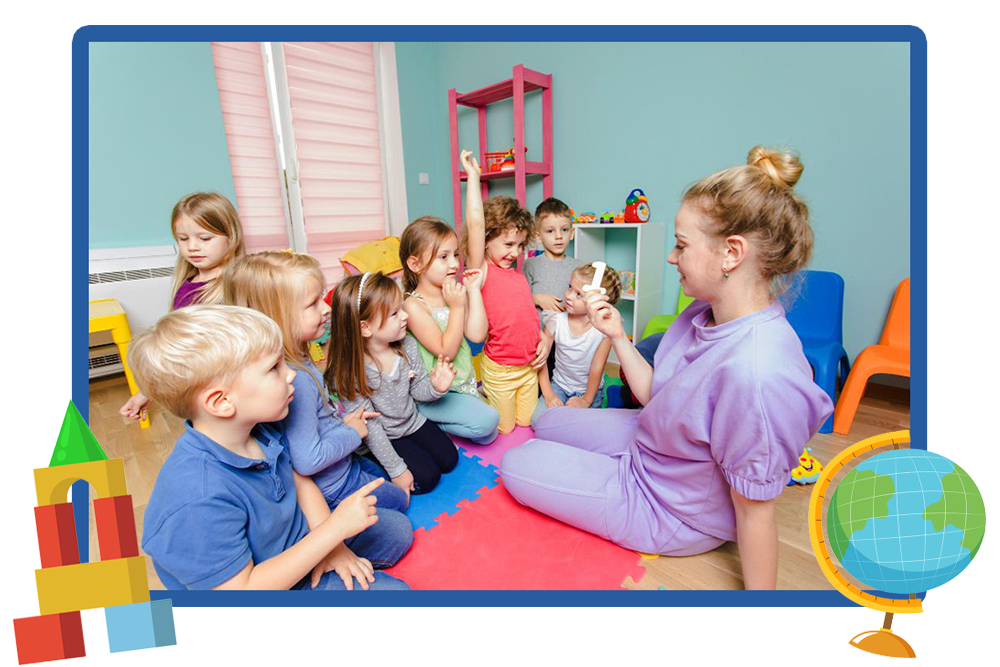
[341,236,404,280]
[89,299,149,429]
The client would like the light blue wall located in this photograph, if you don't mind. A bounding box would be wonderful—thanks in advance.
[395,42,910,360]
[89,42,237,249]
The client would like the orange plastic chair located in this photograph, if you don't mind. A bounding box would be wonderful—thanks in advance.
[832,278,910,434]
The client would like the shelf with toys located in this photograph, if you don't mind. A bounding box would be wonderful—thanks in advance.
[572,188,665,356]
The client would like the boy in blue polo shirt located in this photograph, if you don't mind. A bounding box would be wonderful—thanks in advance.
[130,304,409,590]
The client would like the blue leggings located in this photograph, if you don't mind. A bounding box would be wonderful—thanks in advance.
[416,391,500,445]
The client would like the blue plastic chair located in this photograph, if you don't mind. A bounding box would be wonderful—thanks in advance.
[784,270,850,433]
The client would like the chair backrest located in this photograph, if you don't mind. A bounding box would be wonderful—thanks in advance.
[677,292,696,315]
[784,270,845,344]
[879,278,910,350]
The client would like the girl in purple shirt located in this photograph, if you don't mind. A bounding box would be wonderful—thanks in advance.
[120,192,246,422]
[500,146,833,589]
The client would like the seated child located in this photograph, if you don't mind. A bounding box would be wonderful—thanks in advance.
[222,251,413,569]
[131,304,409,591]
[460,150,552,434]
[531,263,621,428]
[327,272,459,496]
[523,197,584,327]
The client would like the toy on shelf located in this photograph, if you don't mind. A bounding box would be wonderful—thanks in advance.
[600,211,615,224]
[574,211,597,224]
[484,144,527,173]
[613,211,625,224]
[618,270,636,297]
[787,446,824,485]
[624,188,651,223]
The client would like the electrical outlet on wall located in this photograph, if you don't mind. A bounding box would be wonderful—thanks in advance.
[419,173,429,185]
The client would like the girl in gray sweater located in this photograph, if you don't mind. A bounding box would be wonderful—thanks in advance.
[327,272,459,497]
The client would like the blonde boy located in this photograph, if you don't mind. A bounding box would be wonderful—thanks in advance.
[130,304,408,591]
[522,197,585,325]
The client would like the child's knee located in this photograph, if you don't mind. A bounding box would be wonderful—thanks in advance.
[412,466,442,494]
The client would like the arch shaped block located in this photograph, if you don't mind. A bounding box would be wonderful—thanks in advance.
[34,459,127,507]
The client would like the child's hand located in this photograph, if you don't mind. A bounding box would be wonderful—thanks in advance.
[310,543,375,591]
[442,278,467,308]
[545,394,564,409]
[391,469,415,501]
[328,477,381,539]
[429,354,457,392]
[584,291,626,341]
[119,392,151,422]
[566,396,591,409]
[460,149,481,177]
[530,331,553,370]
[534,293,564,312]
[462,268,484,291]
[343,406,381,439]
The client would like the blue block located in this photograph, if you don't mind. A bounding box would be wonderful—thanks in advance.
[405,447,500,531]
[105,599,176,653]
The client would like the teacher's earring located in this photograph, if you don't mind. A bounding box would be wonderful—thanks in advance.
[722,268,730,280]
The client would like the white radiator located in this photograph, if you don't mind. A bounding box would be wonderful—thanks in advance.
[88,245,177,378]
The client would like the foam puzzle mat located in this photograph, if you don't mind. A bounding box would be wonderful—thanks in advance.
[405,447,500,531]
[448,426,535,469]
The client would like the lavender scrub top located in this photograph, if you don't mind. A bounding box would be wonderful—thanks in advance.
[627,299,833,543]
[173,279,209,310]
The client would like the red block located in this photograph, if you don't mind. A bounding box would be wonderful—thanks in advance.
[12,611,86,664]
[34,503,79,569]
[93,494,139,560]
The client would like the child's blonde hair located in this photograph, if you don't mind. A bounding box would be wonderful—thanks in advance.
[325,272,403,402]
[170,192,246,308]
[460,196,535,257]
[573,263,623,305]
[400,216,458,293]
[684,146,813,296]
[128,304,282,420]
[222,251,326,364]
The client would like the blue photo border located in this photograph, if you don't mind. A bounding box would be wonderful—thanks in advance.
[73,24,927,607]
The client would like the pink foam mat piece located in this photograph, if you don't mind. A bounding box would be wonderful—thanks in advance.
[450,426,535,469]
[386,482,647,590]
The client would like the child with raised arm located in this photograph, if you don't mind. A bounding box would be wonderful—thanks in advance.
[460,150,551,434]
[531,262,621,428]
[327,272,459,496]
[400,215,499,444]
[131,304,408,591]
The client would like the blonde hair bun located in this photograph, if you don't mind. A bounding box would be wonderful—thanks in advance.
[747,145,803,189]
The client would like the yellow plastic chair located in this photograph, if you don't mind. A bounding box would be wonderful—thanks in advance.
[89,299,149,429]
[642,292,696,339]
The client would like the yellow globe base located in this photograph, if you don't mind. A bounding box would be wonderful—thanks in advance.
[849,628,916,658]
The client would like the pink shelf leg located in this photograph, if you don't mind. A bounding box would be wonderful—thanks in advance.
[513,64,527,207]
[478,106,489,202]
[542,76,553,199]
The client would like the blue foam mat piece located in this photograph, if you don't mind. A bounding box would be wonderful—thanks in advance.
[405,447,500,531]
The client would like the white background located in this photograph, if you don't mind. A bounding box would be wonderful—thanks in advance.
[1,4,996,666]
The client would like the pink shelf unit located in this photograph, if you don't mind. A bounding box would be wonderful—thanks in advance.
[448,64,553,234]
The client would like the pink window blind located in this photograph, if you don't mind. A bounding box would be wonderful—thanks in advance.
[211,42,290,253]
[282,42,387,283]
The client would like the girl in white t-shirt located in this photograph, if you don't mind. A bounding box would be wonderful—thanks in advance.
[531,262,622,428]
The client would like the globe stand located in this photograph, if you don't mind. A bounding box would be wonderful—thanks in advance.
[849,612,916,658]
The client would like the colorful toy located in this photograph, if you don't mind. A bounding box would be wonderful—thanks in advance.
[618,270,636,296]
[600,211,615,224]
[624,188,650,223]
[613,211,625,224]
[787,446,824,485]
[575,211,597,224]
[13,402,176,663]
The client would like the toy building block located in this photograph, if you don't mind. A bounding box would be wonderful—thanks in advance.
[12,611,85,664]
[34,503,80,569]
[105,599,176,653]
[93,495,139,561]
[36,556,149,615]
[49,401,108,468]
[34,459,127,508]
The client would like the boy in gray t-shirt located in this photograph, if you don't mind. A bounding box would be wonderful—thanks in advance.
[522,197,584,327]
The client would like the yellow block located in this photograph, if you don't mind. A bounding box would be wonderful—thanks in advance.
[34,459,127,507]
[36,556,150,615]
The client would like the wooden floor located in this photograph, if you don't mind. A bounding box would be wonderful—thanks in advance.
[87,371,909,591]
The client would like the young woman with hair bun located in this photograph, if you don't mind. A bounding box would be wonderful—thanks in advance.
[500,146,833,589]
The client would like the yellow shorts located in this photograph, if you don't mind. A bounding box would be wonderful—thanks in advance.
[479,355,539,435]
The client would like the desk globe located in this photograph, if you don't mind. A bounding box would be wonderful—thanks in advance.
[809,431,985,658]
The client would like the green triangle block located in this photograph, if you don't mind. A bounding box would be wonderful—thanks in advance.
[48,400,108,467]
